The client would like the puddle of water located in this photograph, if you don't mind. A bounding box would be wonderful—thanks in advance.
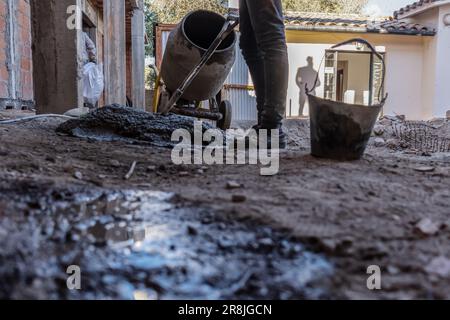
[0,188,333,300]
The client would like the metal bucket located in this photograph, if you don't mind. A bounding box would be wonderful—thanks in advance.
[309,95,384,160]
[160,10,237,102]
[308,38,387,161]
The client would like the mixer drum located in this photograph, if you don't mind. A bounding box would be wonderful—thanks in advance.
[160,10,237,102]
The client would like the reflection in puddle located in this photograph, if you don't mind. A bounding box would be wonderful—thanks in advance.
[1,188,334,300]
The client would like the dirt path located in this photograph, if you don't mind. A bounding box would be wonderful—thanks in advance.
[0,113,449,299]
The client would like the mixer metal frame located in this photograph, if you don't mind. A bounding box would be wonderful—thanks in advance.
[152,13,239,130]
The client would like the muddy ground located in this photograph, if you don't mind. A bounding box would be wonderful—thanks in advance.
[0,108,449,300]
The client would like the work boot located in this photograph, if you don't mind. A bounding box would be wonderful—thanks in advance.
[244,113,287,150]
[260,125,287,150]
[242,126,287,150]
[260,107,287,149]
[251,107,264,131]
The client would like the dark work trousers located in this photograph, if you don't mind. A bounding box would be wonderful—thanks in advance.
[239,0,289,128]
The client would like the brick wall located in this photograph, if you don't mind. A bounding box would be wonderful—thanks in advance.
[0,0,33,107]
[17,0,33,101]
[0,0,9,98]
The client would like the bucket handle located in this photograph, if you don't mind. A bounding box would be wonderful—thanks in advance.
[332,38,383,61]
[307,38,388,105]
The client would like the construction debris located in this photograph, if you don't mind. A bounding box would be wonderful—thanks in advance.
[2,112,450,299]
[124,161,137,180]
[415,218,440,236]
[110,160,121,168]
[414,166,436,173]
[373,125,385,136]
[226,181,242,189]
[74,171,83,180]
[0,184,332,300]
[56,105,216,148]
[374,138,386,147]
[392,121,450,153]
[187,225,198,236]
[232,194,247,203]
[425,256,450,277]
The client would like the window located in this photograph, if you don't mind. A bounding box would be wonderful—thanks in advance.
[324,49,385,106]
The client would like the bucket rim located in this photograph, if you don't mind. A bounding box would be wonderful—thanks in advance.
[181,9,237,53]
[307,93,386,109]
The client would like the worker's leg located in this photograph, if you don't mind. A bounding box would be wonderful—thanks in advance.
[244,0,289,129]
[239,0,265,126]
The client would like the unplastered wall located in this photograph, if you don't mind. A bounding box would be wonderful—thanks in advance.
[16,0,33,101]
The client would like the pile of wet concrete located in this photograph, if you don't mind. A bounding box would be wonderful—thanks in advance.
[57,105,215,147]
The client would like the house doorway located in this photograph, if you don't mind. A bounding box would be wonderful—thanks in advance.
[323,49,385,106]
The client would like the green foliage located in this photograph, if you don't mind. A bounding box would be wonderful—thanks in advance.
[143,0,227,88]
[145,66,156,90]
[144,1,157,57]
[147,0,227,25]
[283,0,367,13]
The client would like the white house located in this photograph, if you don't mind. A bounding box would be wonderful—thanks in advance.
[155,0,450,121]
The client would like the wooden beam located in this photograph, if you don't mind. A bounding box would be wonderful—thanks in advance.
[104,0,126,105]
[31,0,83,114]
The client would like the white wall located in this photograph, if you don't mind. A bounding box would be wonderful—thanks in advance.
[287,43,329,116]
[383,41,424,119]
[415,8,439,119]
[434,4,450,118]
[421,36,437,119]
[286,32,427,120]
[412,4,450,118]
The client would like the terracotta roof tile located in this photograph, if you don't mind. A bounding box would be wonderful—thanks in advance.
[285,12,436,36]
[394,0,443,18]
[374,20,435,35]
[285,12,373,29]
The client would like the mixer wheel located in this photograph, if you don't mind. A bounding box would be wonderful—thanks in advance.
[218,100,232,130]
